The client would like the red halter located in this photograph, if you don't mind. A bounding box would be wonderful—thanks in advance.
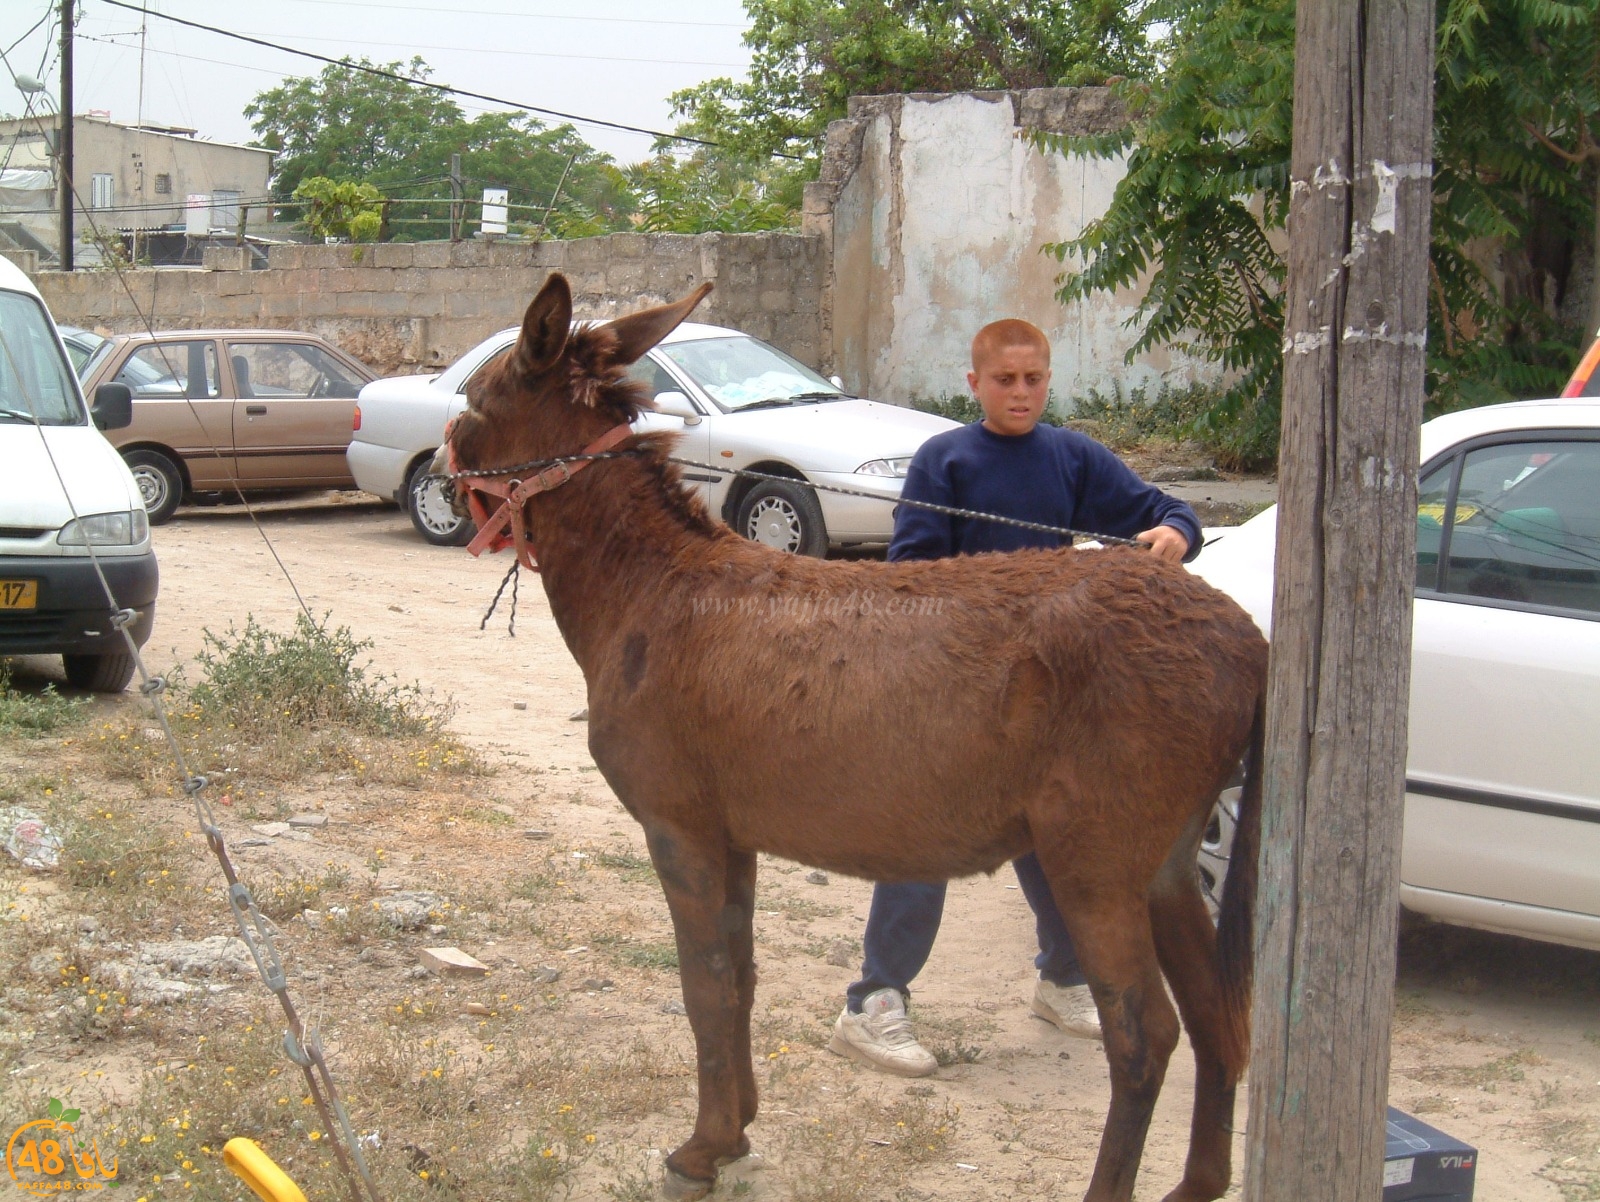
[448,421,635,572]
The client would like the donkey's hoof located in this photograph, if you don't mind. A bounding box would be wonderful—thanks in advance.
[661,1165,714,1201]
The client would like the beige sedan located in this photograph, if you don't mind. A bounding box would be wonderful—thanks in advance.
[80,329,374,523]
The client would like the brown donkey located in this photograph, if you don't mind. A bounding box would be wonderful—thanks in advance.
[446,275,1268,1202]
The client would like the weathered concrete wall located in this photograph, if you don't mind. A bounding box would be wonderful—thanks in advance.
[806,88,1215,408]
[32,233,826,378]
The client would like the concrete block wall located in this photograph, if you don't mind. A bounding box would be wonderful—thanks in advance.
[31,232,827,378]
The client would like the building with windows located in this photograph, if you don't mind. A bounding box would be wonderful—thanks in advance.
[0,112,272,265]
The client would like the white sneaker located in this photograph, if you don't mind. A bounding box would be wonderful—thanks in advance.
[827,988,938,1077]
[1031,977,1102,1039]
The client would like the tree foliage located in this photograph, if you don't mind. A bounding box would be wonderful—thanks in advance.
[246,58,631,240]
[292,177,384,242]
[623,154,798,233]
[1045,0,1599,467]
[671,0,1158,167]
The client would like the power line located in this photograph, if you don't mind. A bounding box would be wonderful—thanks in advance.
[4,9,53,59]
[228,28,748,70]
[95,0,798,159]
[266,0,751,28]
[90,25,748,70]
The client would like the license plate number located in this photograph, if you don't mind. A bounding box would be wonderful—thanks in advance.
[0,580,38,610]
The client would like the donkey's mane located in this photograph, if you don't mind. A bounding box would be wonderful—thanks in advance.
[621,430,728,542]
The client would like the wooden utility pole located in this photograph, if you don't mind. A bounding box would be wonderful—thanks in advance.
[1244,1,1435,1198]
[58,0,73,272]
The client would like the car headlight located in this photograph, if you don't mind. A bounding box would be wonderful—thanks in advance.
[855,456,914,478]
[57,509,147,546]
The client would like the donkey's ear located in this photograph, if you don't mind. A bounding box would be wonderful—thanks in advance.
[515,274,573,375]
[605,282,714,366]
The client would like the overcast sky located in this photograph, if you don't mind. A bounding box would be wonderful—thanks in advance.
[0,0,755,164]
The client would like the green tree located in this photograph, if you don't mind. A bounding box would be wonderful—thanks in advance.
[292,177,384,242]
[670,1,1158,170]
[1044,0,1597,467]
[245,58,631,240]
[623,154,798,233]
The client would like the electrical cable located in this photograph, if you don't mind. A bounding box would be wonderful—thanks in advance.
[96,0,801,159]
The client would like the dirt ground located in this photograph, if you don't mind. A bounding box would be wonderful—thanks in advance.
[4,493,1599,1200]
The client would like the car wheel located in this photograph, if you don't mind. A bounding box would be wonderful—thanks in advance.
[122,449,183,524]
[62,652,137,693]
[736,479,828,557]
[1197,783,1242,921]
[407,457,474,547]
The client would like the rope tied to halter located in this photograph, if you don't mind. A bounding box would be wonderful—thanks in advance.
[449,425,1158,633]
[445,444,1151,548]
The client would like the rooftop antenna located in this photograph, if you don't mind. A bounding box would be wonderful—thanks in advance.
[133,2,147,263]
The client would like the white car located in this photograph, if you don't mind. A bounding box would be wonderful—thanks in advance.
[1191,398,1600,952]
[1,259,156,693]
[348,322,959,553]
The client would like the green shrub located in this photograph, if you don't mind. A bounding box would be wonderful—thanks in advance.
[190,612,447,736]
[0,664,87,738]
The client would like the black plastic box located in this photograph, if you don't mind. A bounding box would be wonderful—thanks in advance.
[1383,1106,1477,1201]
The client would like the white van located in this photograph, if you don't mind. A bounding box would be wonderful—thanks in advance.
[0,256,157,691]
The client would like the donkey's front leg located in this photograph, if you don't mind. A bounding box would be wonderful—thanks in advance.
[644,823,750,1199]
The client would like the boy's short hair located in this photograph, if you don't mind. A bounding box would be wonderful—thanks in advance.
[971,319,1051,371]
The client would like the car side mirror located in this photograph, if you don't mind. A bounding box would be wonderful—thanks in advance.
[829,375,844,389]
[90,382,133,431]
[653,390,701,423]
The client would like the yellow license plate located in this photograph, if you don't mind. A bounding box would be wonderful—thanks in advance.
[0,580,38,610]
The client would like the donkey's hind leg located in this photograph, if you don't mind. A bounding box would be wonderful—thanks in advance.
[724,847,760,1138]
[643,823,750,1199]
[1036,844,1180,1202]
[1147,815,1239,1202]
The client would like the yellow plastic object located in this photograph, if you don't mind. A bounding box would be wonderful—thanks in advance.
[223,1138,310,1202]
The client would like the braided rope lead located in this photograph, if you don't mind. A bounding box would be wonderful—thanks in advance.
[450,449,1148,549]
[480,560,522,635]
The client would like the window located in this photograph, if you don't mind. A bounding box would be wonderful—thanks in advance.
[626,356,684,402]
[115,341,219,400]
[153,173,171,195]
[211,189,241,229]
[1422,439,1600,615]
[227,342,363,400]
[0,291,79,425]
[90,173,115,210]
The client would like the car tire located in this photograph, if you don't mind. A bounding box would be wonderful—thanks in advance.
[736,479,828,557]
[122,449,183,525]
[1197,782,1242,921]
[62,652,137,693]
[407,457,474,547]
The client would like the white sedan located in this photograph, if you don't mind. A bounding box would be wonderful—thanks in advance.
[348,322,959,553]
[1191,398,1600,952]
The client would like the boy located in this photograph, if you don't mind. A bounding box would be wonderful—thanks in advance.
[827,318,1202,1077]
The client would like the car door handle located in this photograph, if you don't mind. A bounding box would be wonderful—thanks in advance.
[245,404,267,415]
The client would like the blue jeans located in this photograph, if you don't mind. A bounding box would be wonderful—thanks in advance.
[845,851,1084,1012]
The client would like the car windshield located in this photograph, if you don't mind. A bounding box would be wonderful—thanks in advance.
[60,328,107,374]
[0,289,81,426]
[657,335,844,412]
[79,337,117,382]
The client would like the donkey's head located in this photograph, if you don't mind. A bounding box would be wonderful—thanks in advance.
[449,273,713,477]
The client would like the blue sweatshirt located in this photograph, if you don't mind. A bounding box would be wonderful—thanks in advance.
[888,422,1202,564]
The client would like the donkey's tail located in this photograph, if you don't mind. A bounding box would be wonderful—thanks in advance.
[1217,694,1265,1077]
